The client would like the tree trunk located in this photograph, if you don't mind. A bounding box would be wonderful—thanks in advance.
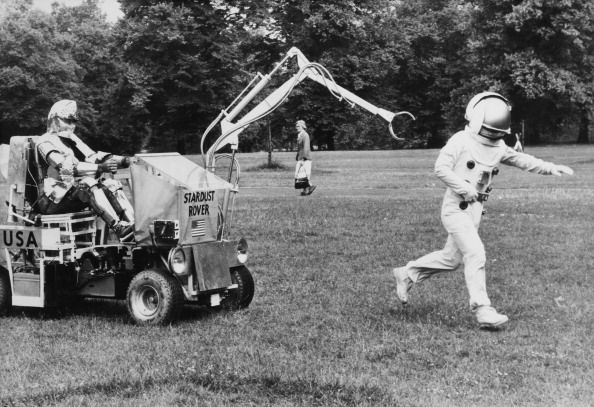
[267,120,272,166]
[141,125,153,153]
[577,105,590,144]
[0,122,5,145]
[527,122,540,145]
[327,130,335,151]
[176,136,186,155]
[426,127,445,148]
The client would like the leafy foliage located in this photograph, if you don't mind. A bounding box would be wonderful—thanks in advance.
[0,0,126,151]
[112,0,258,153]
[52,0,127,151]
[459,0,594,144]
[0,1,79,141]
[0,0,592,151]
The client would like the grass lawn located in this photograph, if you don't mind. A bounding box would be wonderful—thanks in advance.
[0,145,593,406]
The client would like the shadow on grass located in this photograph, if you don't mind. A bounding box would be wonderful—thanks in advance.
[386,302,509,332]
[7,299,231,325]
[244,162,336,175]
[246,160,289,171]
[7,300,128,323]
[2,371,393,406]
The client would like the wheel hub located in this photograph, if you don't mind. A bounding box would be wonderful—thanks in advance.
[134,285,160,317]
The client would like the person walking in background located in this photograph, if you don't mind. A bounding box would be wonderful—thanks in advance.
[295,120,316,196]
[391,92,574,329]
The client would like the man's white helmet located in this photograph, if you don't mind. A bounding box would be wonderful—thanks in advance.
[48,100,78,122]
[47,100,78,133]
[465,92,511,137]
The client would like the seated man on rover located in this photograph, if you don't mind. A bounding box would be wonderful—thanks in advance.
[34,100,134,241]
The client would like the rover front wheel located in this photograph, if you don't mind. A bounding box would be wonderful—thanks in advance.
[126,269,184,325]
[221,266,254,311]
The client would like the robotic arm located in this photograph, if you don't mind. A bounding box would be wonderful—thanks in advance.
[201,47,415,171]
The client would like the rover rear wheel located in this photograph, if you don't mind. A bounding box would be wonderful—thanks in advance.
[0,267,12,316]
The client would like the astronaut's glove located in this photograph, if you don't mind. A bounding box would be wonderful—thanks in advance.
[460,186,479,202]
[98,158,118,174]
[551,165,574,176]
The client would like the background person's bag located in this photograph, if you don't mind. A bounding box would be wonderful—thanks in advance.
[294,177,309,189]
[294,162,309,189]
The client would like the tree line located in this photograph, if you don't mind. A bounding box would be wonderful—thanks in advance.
[1,0,592,155]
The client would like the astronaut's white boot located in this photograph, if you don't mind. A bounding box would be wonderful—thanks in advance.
[392,267,413,304]
[475,305,508,328]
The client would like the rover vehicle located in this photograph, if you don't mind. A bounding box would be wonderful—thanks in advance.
[0,47,413,325]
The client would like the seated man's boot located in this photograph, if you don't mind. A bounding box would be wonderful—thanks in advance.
[82,181,134,242]
[102,179,135,223]
[113,220,134,242]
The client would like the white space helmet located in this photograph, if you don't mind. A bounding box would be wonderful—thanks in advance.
[48,100,78,121]
[465,92,511,137]
[47,100,78,132]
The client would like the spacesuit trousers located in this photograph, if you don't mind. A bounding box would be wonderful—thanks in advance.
[404,202,490,310]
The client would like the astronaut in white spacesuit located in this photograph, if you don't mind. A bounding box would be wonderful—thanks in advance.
[34,100,135,241]
[392,92,574,328]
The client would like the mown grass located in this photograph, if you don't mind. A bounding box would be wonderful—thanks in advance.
[1,145,593,406]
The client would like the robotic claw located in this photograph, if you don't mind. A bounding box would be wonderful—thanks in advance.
[200,46,415,177]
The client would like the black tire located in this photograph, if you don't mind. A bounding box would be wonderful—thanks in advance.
[0,267,11,316]
[221,266,254,310]
[126,269,184,325]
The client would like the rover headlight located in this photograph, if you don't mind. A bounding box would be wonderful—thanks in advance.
[168,248,189,275]
[236,238,248,264]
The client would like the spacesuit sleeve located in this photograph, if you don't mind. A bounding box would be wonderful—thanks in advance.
[69,134,111,163]
[434,138,477,196]
[39,148,78,181]
[37,140,65,168]
[500,147,556,174]
[69,134,95,157]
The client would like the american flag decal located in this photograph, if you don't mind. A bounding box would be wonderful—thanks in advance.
[191,219,206,237]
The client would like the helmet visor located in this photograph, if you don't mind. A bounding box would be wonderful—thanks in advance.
[479,126,507,140]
